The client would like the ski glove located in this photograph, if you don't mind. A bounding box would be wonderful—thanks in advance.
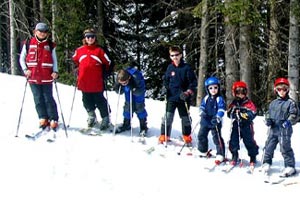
[282,120,291,129]
[265,118,274,127]
[180,89,194,101]
[211,116,221,126]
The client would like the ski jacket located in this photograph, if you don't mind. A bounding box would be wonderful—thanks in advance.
[163,60,197,102]
[73,44,111,92]
[22,37,57,84]
[200,95,226,128]
[268,96,298,131]
[227,97,257,125]
[123,67,146,102]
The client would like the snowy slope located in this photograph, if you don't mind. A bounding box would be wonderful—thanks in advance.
[0,72,299,200]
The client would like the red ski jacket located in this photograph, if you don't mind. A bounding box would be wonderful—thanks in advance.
[73,45,110,92]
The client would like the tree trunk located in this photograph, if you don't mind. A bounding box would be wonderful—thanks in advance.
[267,1,280,104]
[239,24,252,98]
[96,0,105,46]
[9,0,18,75]
[224,0,238,106]
[196,0,208,106]
[288,0,300,102]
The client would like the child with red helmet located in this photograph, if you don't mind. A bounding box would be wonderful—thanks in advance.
[262,78,298,177]
[227,81,259,166]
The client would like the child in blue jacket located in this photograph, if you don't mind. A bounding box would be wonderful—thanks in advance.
[114,66,148,136]
[198,77,226,164]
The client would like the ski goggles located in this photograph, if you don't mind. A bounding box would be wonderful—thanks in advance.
[235,87,247,95]
[276,87,288,92]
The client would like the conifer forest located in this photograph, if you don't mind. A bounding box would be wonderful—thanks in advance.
[1,0,300,114]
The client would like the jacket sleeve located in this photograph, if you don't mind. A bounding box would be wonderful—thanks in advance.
[186,67,197,92]
[287,99,299,125]
[216,96,226,118]
[131,72,145,96]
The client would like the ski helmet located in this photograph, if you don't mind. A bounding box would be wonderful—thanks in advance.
[204,77,220,94]
[274,78,289,93]
[232,81,248,96]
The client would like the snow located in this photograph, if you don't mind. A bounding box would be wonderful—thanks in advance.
[0,72,299,200]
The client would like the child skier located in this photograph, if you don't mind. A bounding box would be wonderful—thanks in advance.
[227,81,259,166]
[262,78,298,177]
[197,77,226,165]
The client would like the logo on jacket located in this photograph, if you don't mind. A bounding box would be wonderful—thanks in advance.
[171,71,175,76]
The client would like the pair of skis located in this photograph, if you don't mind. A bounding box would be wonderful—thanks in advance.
[25,127,57,142]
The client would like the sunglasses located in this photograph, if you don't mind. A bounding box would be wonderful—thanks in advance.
[276,87,288,92]
[208,86,218,90]
[235,88,247,95]
[170,53,180,57]
[85,35,96,39]
[38,30,48,33]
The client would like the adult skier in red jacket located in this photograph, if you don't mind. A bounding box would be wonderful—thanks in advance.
[72,28,112,129]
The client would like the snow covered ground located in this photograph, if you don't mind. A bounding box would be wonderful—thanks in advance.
[0,72,299,200]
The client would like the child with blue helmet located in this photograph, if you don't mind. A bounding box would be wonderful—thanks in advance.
[198,77,226,165]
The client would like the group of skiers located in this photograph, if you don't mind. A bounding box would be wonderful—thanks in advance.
[19,22,297,178]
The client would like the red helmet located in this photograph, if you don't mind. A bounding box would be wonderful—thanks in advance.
[232,81,248,96]
[274,78,289,93]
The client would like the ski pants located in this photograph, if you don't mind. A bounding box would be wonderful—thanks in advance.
[30,83,58,121]
[229,120,259,157]
[82,91,110,118]
[263,127,295,168]
[198,124,225,156]
[160,101,191,137]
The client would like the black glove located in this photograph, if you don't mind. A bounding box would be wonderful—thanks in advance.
[265,118,274,127]
[180,89,193,101]
[211,116,221,126]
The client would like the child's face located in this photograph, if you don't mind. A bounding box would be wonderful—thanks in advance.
[235,87,247,99]
[275,85,289,98]
[208,84,218,96]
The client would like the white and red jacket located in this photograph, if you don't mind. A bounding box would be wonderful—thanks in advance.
[72,44,111,92]
[21,37,57,84]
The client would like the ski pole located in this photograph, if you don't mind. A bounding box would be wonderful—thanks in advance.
[260,127,271,166]
[104,80,112,127]
[15,79,28,137]
[112,85,121,136]
[54,81,68,138]
[164,95,168,148]
[215,124,224,157]
[130,89,133,142]
[67,83,77,127]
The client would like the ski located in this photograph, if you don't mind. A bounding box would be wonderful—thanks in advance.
[80,127,103,136]
[204,158,228,172]
[138,130,147,145]
[199,149,214,158]
[25,127,49,140]
[46,130,57,142]
[222,159,242,173]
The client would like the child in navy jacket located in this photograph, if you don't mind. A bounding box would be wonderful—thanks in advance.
[198,77,226,164]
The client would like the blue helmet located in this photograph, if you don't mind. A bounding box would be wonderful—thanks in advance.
[204,77,220,94]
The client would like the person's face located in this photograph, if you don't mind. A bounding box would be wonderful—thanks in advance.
[208,84,218,96]
[169,51,182,65]
[118,77,130,86]
[85,35,96,45]
[35,30,49,40]
[275,85,288,98]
